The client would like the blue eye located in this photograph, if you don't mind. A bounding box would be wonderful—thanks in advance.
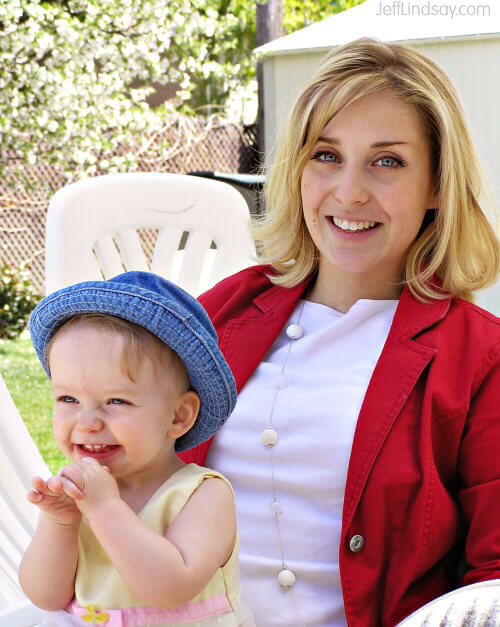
[310,150,338,163]
[376,156,406,168]
[59,396,77,403]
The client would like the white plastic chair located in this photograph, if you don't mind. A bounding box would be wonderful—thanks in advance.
[0,375,48,624]
[395,579,500,626]
[44,172,256,296]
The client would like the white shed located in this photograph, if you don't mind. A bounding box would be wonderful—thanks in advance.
[256,0,500,313]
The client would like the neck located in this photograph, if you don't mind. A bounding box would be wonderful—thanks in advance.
[116,453,185,512]
[307,263,403,313]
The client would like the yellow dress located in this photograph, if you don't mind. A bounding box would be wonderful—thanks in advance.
[64,464,252,627]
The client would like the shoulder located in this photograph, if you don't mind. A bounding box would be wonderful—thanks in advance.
[191,475,235,508]
[158,465,235,524]
[180,468,236,539]
[183,464,235,499]
[434,297,499,384]
[446,298,499,355]
[449,297,499,327]
[199,264,275,306]
[198,264,276,325]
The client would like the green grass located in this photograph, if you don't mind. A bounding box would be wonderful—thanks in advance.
[0,334,67,474]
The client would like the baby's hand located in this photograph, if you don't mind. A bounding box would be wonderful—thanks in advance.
[27,475,82,527]
[59,457,120,516]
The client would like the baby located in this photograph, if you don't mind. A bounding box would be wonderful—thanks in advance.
[19,271,251,626]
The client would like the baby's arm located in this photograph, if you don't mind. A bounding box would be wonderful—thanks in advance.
[67,458,236,608]
[18,475,83,609]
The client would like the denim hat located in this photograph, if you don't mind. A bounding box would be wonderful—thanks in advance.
[29,271,236,452]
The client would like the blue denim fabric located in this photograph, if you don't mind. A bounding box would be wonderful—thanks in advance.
[29,271,236,452]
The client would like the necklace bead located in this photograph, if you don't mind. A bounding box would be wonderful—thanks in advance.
[278,568,296,588]
[269,500,283,516]
[274,375,288,389]
[261,427,279,447]
[286,323,303,340]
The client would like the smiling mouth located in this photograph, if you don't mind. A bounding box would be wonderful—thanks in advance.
[330,216,380,232]
[77,444,119,455]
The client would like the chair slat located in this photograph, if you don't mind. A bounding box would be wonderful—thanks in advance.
[178,231,213,295]
[151,227,185,279]
[114,229,149,272]
[93,234,125,279]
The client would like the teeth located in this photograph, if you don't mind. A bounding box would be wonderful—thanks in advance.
[81,444,110,452]
[332,217,377,231]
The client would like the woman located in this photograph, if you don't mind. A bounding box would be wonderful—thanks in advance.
[179,38,500,626]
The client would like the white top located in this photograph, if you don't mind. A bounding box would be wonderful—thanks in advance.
[207,298,398,626]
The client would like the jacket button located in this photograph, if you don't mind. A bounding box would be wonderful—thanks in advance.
[349,534,365,552]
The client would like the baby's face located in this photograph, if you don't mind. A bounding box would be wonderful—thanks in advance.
[48,323,186,483]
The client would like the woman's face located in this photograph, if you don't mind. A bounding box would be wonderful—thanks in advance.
[300,90,438,288]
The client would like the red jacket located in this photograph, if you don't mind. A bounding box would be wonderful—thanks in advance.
[180,265,500,626]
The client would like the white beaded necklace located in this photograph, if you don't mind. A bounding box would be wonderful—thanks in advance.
[260,298,307,626]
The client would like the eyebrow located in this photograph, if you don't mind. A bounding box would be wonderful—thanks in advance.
[316,137,410,148]
[51,385,76,394]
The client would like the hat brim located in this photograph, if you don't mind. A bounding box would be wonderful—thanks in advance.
[30,279,236,452]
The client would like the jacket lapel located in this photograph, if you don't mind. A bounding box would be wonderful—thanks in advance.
[341,288,451,532]
[219,280,309,392]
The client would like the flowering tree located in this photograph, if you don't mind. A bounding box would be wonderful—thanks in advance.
[0,0,255,177]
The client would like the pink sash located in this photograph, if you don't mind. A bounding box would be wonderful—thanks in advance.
[66,594,232,625]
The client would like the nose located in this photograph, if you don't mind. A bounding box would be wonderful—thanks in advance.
[332,162,370,206]
[76,409,104,433]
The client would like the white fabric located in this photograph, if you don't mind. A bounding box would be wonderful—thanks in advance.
[207,298,398,626]
[0,374,49,611]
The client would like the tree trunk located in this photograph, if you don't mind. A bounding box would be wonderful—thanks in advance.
[256,0,284,47]
[256,0,284,167]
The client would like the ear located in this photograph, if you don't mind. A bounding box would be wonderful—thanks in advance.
[167,391,201,440]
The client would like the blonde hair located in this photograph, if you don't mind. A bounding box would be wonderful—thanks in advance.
[251,37,499,302]
[47,313,188,386]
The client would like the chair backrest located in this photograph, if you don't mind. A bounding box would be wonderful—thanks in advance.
[395,580,500,626]
[45,173,256,295]
[0,375,49,609]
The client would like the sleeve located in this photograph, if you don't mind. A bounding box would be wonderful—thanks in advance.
[457,338,500,584]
